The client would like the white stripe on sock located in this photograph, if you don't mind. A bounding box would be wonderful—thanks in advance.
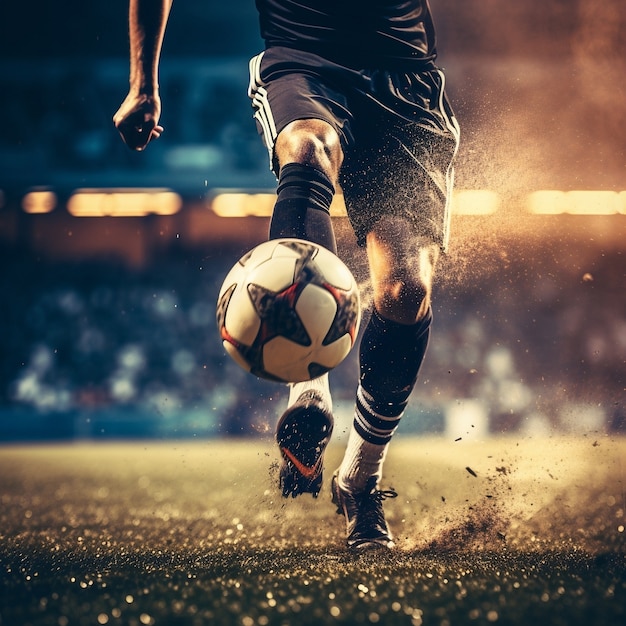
[338,425,388,493]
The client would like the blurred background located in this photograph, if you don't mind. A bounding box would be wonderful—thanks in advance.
[0,0,624,441]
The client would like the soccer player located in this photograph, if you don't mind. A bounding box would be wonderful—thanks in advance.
[114,0,460,551]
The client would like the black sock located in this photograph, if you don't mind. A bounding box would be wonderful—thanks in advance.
[269,163,337,254]
[359,307,433,412]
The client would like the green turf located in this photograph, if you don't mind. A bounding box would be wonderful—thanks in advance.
[1,437,624,625]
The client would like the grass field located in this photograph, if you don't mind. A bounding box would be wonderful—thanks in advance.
[1,436,624,625]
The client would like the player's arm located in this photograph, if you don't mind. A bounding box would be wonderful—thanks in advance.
[113,0,173,151]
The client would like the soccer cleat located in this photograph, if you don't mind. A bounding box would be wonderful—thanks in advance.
[331,472,398,550]
[276,390,334,498]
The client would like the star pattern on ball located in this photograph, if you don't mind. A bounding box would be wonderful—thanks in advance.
[320,282,360,344]
[247,281,311,347]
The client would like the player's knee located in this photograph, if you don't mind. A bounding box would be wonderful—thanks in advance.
[369,236,438,324]
[374,275,431,324]
[276,119,342,180]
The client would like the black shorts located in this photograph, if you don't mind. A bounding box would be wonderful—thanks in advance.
[248,47,460,250]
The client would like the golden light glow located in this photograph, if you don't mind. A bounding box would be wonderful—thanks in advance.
[211,192,274,217]
[451,190,500,215]
[67,189,182,217]
[527,190,626,215]
[22,190,57,214]
[210,190,348,217]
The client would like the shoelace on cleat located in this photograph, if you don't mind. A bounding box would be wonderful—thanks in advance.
[355,487,398,529]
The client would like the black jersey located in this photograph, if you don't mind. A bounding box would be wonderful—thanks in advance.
[255,0,438,68]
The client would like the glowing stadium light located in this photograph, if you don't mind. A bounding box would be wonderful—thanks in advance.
[67,189,182,217]
[21,189,57,214]
[211,192,275,217]
[527,190,565,214]
[527,190,625,215]
[451,190,500,215]
[210,190,348,217]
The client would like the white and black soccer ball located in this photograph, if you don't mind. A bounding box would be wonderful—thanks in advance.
[216,238,361,383]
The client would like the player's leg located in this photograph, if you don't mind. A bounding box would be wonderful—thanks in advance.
[338,223,437,492]
[249,47,352,497]
[272,119,344,497]
[332,223,436,548]
[331,66,459,547]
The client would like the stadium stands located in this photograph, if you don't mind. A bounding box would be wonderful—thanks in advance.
[1,233,623,440]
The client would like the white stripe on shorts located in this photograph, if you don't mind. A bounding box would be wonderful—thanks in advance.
[247,52,263,98]
[248,52,278,166]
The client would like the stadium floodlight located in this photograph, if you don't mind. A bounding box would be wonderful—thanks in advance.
[21,189,57,214]
[67,189,182,217]
[210,191,275,217]
[527,190,625,215]
[210,190,348,217]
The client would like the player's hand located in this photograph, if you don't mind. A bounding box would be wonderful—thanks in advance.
[113,92,164,151]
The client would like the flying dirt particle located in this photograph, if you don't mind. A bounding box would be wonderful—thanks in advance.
[466,467,478,477]
[495,466,508,475]
[582,272,594,282]
[455,437,462,442]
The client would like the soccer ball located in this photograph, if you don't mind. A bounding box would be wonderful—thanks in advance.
[216,238,361,383]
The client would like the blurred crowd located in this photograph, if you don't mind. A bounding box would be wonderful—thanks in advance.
[1,239,623,440]
[0,248,277,439]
